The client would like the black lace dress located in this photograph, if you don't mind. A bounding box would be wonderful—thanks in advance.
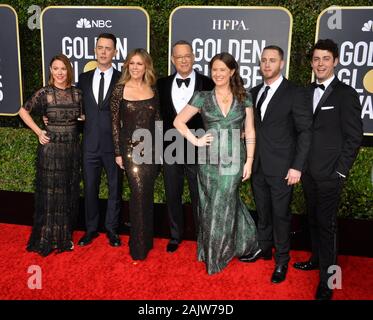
[111,84,160,260]
[23,85,82,256]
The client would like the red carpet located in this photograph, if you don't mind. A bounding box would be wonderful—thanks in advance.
[0,223,372,300]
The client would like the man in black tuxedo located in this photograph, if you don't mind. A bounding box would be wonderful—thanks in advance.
[293,39,363,300]
[77,33,122,247]
[157,40,214,252]
[239,46,313,284]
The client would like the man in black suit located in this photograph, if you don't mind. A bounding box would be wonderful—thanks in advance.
[293,39,363,300]
[77,33,122,247]
[157,40,214,252]
[239,46,313,284]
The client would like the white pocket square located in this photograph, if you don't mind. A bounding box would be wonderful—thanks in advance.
[321,106,335,110]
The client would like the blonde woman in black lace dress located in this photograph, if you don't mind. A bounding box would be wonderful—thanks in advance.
[111,48,160,260]
[19,54,83,257]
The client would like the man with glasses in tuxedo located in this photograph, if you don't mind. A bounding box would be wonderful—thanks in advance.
[157,40,214,253]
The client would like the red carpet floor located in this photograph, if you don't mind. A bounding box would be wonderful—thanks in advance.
[0,223,372,300]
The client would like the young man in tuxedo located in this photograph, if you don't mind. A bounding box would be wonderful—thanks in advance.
[293,39,363,300]
[239,46,313,285]
[157,40,214,252]
[77,33,122,247]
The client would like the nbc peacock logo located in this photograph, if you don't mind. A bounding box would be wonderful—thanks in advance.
[76,18,91,29]
[75,17,112,29]
[361,20,373,32]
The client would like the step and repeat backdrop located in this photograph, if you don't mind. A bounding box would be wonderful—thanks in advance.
[0,5,372,136]
[316,6,373,136]
[0,5,22,115]
[169,6,292,89]
[41,6,149,84]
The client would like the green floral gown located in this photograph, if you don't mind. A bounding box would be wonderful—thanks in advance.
[189,89,258,275]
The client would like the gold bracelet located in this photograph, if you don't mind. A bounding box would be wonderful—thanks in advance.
[245,138,256,144]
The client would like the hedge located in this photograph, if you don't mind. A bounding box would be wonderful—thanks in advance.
[0,127,372,219]
[0,0,372,219]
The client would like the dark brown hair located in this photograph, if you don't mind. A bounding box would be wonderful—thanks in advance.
[48,54,73,87]
[209,52,246,103]
[310,39,339,61]
[97,33,117,48]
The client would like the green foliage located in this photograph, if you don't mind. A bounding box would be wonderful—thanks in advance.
[0,127,37,192]
[0,0,372,219]
[1,127,372,219]
[338,148,373,219]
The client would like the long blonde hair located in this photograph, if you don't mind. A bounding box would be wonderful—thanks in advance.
[117,48,156,86]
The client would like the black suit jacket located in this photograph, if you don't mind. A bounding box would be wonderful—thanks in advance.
[250,78,313,177]
[157,70,215,151]
[77,68,121,153]
[305,77,363,180]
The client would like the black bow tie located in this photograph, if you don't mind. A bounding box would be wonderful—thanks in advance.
[314,83,325,91]
[176,78,191,88]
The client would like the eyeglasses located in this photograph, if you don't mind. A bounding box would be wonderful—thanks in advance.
[173,54,193,62]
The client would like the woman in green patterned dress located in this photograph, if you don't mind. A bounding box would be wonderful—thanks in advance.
[174,52,259,275]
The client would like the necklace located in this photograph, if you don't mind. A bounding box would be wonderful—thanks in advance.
[217,90,231,104]
[222,94,230,104]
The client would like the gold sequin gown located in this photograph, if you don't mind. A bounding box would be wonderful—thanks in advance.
[111,84,160,260]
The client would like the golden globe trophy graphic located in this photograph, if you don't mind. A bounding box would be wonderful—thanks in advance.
[363,69,373,94]
[83,60,98,72]
[361,19,373,95]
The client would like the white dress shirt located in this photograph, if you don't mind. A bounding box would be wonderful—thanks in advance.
[93,67,114,104]
[256,75,284,120]
[171,70,196,113]
[313,75,335,113]
[312,75,344,178]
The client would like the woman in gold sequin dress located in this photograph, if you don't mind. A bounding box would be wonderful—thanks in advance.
[111,49,160,260]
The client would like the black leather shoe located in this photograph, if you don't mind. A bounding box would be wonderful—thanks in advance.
[293,260,319,271]
[315,282,333,300]
[107,232,121,247]
[271,264,288,283]
[166,239,180,253]
[239,248,272,263]
[78,232,99,246]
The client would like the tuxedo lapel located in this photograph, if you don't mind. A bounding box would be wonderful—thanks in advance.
[168,73,177,115]
[251,84,261,106]
[313,77,339,119]
[102,70,119,106]
[308,85,314,115]
[88,71,98,106]
[262,79,289,122]
[194,71,202,91]
[250,84,262,125]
